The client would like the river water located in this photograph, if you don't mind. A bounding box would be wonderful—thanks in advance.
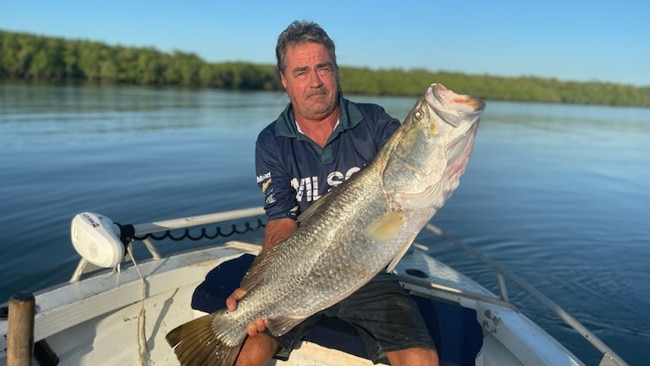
[1,83,648,365]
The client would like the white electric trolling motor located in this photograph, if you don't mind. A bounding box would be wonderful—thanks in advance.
[70,212,132,268]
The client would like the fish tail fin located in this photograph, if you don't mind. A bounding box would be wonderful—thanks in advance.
[166,312,243,366]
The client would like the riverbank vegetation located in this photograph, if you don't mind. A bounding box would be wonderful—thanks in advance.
[2,30,649,107]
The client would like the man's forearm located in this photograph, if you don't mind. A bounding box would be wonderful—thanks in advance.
[263,218,298,249]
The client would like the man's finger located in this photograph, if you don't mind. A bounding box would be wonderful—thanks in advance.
[226,288,247,312]
[247,323,259,337]
[245,319,268,337]
[255,319,266,333]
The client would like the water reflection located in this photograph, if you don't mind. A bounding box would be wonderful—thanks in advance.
[0,83,290,147]
[1,83,649,365]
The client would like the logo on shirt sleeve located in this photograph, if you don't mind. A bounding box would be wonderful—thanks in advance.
[257,172,272,193]
[262,178,272,193]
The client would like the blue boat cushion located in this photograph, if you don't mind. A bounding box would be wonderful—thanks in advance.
[192,254,482,366]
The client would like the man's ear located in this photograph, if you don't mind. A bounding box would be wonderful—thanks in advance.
[280,72,287,90]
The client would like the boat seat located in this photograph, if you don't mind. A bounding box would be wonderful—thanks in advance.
[192,254,482,366]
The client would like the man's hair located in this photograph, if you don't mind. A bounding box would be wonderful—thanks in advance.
[275,20,338,74]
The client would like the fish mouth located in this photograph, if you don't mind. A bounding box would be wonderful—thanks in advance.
[427,83,485,127]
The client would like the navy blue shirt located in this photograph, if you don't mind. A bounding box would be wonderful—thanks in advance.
[255,95,400,220]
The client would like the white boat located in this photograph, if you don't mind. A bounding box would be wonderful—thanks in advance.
[0,207,627,366]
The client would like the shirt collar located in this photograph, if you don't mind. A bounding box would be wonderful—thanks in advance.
[274,94,364,138]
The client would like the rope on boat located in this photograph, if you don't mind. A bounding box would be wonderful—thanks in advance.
[113,219,268,364]
[132,219,266,242]
[126,243,150,366]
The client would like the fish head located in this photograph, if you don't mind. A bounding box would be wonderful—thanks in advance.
[382,83,485,210]
[425,83,484,131]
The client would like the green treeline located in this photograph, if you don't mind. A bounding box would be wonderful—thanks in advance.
[0,30,281,90]
[2,29,649,107]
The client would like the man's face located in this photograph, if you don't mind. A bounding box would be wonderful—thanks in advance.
[280,42,339,122]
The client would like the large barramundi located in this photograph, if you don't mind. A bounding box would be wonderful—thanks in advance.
[166,83,485,365]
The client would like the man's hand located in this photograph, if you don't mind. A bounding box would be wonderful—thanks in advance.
[226,288,269,337]
[224,218,297,337]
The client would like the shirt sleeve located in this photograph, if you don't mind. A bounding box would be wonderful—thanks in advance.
[255,127,299,220]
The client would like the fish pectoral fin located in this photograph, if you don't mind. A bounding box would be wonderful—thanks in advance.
[266,315,307,337]
[366,211,404,243]
[386,236,416,273]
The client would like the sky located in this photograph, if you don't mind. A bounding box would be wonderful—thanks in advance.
[1,0,649,86]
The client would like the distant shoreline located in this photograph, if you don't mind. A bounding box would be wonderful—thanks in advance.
[1,29,649,107]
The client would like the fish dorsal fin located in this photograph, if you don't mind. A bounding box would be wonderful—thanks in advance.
[296,188,334,224]
[385,235,416,273]
[266,315,308,337]
[239,244,282,292]
[366,211,404,242]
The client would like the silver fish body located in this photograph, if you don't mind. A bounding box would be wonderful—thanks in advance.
[166,83,485,365]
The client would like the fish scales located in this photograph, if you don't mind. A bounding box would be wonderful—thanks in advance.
[235,171,392,332]
[166,83,485,366]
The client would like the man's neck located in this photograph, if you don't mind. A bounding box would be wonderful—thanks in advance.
[295,109,340,148]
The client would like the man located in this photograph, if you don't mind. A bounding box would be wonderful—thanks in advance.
[227,20,439,366]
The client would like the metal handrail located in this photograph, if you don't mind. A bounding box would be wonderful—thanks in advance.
[131,206,266,235]
[424,223,627,366]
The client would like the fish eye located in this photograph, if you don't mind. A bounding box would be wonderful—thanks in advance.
[414,109,424,120]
